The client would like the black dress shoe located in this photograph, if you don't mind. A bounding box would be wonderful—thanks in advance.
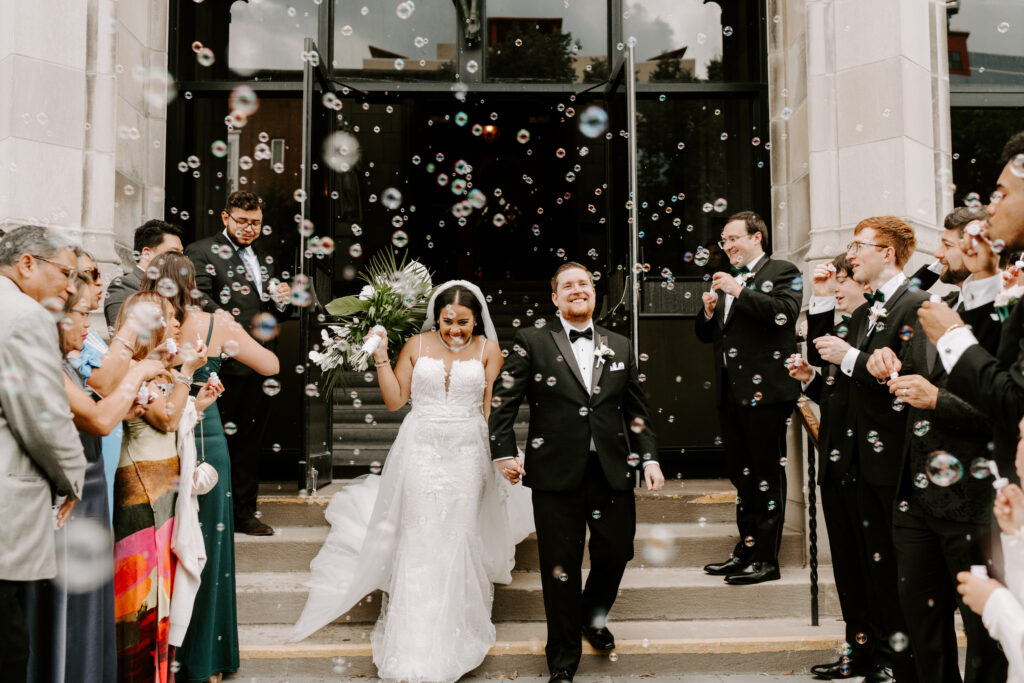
[582,625,615,650]
[723,561,780,585]
[863,666,894,682]
[235,516,274,536]
[548,669,573,683]
[810,658,870,679]
[703,554,752,576]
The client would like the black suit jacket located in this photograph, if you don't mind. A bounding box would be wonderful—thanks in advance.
[947,298,1024,483]
[185,232,290,376]
[804,310,856,485]
[488,325,656,492]
[894,291,998,523]
[104,267,143,330]
[694,255,801,407]
[845,280,930,486]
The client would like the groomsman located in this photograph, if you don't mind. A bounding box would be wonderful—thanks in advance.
[696,211,801,585]
[185,191,292,535]
[864,207,1006,683]
[104,220,183,329]
[920,131,1024,480]
[814,216,926,682]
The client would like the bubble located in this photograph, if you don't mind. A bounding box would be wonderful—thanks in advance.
[969,458,992,479]
[229,85,259,117]
[391,231,409,248]
[997,21,1010,34]
[758,480,769,492]
[156,277,179,297]
[554,566,568,582]
[466,59,479,74]
[627,453,640,467]
[829,448,840,462]
[323,131,361,172]
[516,129,531,144]
[349,243,363,258]
[396,1,413,19]
[54,518,113,593]
[641,525,677,565]
[723,25,734,36]
[898,325,914,341]
[592,510,602,520]
[579,406,589,417]
[744,535,755,547]
[222,339,240,357]
[210,140,228,157]
[855,632,868,645]
[382,187,403,209]
[262,378,282,396]
[838,641,852,657]
[239,156,253,170]
[578,106,609,139]
[393,58,405,71]
[224,421,238,435]
[926,451,964,487]
[780,106,793,121]
[774,313,788,326]
[370,461,383,474]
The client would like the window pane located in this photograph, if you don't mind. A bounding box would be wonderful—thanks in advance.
[333,0,457,78]
[485,1,608,83]
[948,2,1024,87]
[623,0,762,83]
[951,108,1022,206]
[228,1,317,75]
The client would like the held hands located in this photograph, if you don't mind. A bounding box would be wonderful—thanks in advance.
[866,347,902,381]
[956,571,1003,617]
[711,271,743,298]
[888,375,938,410]
[813,335,852,365]
[701,290,719,318]
[995,483,1024,535]
[644,463,665,492]
[786,354,814,383]
[918,300,963,345]
[811,263,837,297]
[496,457,525,485]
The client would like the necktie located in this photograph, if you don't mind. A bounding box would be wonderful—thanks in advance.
[239,247,262,295]
[569,328,593,343]
[864,290,886,304]
[730,265,750,276]
[841,314,852,323]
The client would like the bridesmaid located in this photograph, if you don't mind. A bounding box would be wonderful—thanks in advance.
[112,291,207,683]
[57,267,170,682]
[144,253,279,683]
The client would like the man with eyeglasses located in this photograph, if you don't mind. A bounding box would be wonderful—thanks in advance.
[185,190,292,536]
[104,219,184,330]
[0,225,87,682]
[695,210,801,586]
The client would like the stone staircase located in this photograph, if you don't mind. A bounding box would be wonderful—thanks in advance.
[234,480,848,679]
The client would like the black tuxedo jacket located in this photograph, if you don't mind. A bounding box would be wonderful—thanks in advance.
[185,232,290,376]
[104,267,143,330]
[894,291,998,523]
[804,310,856,485]
[948,298,1024,482]
[694,255,801,407]
[488,324,657,492]
[845,280,929,487]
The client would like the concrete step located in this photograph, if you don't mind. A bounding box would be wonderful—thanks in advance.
[235,566,839,626]
[235,523,804,573]
[256,480,738,527]
[235,617,851,678]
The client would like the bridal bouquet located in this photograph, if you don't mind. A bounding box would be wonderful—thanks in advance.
[310,250,434,395]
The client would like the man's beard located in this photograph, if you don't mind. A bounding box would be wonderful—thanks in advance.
[562,306,593,322]
[940,265,971,285]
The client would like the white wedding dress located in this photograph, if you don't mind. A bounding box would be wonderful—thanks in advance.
[291,345,533,683]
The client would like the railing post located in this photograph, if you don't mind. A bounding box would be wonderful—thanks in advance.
[806,429,819,626]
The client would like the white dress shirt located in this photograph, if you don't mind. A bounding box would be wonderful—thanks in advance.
[937,273,1003,374]
[224,229,264,296]
[839,272,907,377]
[983,532,1024,682]
[722,252,765,320]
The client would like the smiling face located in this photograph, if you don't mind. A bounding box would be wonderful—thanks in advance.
[987,163,1024,251]
[552,266,595,323]
[847,227,892,285]
[720,219,763,268]
[935,228,970,285]
[835,268,870,315]
[438,302,475,348]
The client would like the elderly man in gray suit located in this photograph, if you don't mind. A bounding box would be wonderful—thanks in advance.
[0,225,88,682]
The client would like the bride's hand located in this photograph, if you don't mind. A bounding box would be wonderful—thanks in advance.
[371,329,389,363]
[496,457,524,485]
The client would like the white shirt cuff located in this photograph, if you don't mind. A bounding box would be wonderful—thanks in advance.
[808,296,836,315]
[800,378,813,392]
[493,456,516,462]
[962,274,1002,310]
[840,348,860,377]
[642,460,660,468]
[937,326,979,374]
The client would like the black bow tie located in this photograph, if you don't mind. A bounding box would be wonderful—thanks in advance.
[864,290,886,304]
[569,328,593,343]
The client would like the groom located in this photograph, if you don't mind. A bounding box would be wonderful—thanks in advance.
[489,262,664,683]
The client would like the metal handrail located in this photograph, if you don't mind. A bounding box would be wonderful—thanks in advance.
[796,401,820,627]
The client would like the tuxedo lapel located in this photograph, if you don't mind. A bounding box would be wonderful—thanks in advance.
[550,328,589,394]
[724,256,770,328]
[215,232,248,276]
[591,332,607,393]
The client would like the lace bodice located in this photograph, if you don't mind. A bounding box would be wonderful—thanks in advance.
[409,356,486,419]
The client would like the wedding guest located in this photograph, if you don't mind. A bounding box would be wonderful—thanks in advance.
[185,191,291,536]
[144,252,279,682]
[866,207,1005,683]
[104,220,183,330]
[920,131,1024,480]
[696,211,801,585]
[814,215,926,682]
[792,253,877,679]
[957,414,1024,683]
[0,225,86,682]
[111,291,206,682]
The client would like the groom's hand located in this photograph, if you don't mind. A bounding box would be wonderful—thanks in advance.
[644,463,665,491]
[496,457,524,485]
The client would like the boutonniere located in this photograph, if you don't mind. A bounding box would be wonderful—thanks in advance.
[736,272,756,289]
[995,283,1024,310]
[867,301,888,328]
[594,342,615,366]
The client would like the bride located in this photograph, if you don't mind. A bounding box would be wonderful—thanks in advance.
[291,280,533,682]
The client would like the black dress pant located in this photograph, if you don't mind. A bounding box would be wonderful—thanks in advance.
[218,371,274,521]
[857,481,918,681]
[0,580,30,683]
[894,510,1007,683]
[530,454,636,677]
[719,388,794,564]
[821,478,875,665]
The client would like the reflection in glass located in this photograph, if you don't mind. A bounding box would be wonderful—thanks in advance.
[948,1,1024,86]
[227,0,317,75]
[623,0,760,83]
[333,0,457,77]
[950,109,1022,206]
[485,0,608,82]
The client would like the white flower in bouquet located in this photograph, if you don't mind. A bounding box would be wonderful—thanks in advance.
[358,285,375,300]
